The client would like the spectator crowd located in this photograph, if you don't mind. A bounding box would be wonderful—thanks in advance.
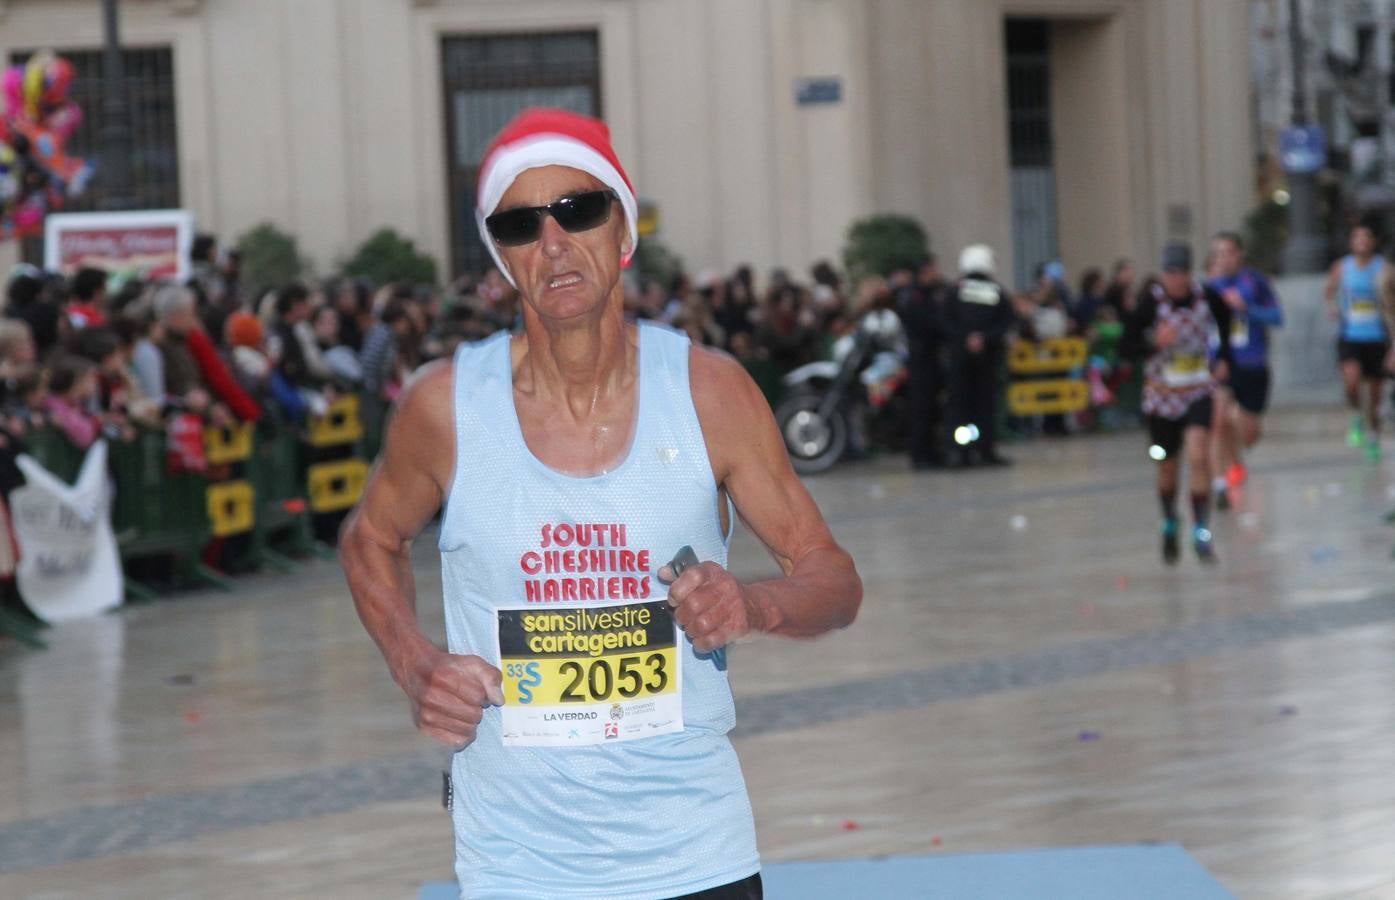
[0,230,1158,494]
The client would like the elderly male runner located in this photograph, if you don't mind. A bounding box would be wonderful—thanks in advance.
[341,108,862,899]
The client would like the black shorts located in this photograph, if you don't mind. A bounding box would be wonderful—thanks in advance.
[1227,366,1271,415]
[670,873,763,900]
[1338,339,1389,380]
[1147,395,1213,459]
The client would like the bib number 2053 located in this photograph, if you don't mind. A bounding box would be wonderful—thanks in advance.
[557,652,669,703]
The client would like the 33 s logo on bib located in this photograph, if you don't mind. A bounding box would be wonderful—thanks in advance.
[506,661,542,704]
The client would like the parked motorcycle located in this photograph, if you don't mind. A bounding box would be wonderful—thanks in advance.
[774,309,908,474]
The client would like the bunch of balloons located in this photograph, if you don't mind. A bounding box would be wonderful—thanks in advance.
[0,51,91,241]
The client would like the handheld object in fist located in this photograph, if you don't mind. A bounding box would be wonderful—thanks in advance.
[666,545,727,670]
[667,545,700,577]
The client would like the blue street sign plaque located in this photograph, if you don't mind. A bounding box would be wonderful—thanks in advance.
[1280,125,1326,174]
[795,77,842,106]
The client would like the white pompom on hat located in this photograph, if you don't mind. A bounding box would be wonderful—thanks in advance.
[475,108,639,287]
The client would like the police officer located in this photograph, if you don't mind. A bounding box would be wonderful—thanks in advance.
[943,244,1015,467]
[896,254,947,470]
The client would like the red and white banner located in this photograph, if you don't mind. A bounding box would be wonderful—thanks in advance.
[44,209,195,281]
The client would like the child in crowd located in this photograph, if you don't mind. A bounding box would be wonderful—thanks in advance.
[42,355,106,449]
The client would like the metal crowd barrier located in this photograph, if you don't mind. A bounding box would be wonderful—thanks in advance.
[18,392,380,606]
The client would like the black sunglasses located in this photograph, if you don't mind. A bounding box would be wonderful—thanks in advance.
[485,189,618,247]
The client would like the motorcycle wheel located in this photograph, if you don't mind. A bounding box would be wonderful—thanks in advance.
[775,392,847,475]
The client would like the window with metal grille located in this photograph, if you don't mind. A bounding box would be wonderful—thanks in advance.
[11,46,180,263]
[1005,19,1059,290]
[441,31,601,279]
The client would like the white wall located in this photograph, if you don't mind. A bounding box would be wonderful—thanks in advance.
[1,0,1256,289]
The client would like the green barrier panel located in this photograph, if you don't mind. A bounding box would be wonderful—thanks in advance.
[360,393,387,462]
[25,428,85,484]
[250,422,316,568]
[109,428,211,558]
[0,583,47,649]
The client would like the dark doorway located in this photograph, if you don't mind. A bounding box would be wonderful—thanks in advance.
[1004,19,1058,290]
[441,31,601,279]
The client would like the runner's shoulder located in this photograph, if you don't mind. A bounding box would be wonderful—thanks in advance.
[400,358,454,402]
[388,360,456,443]
[690,342,761,398]
[688,344,770,430]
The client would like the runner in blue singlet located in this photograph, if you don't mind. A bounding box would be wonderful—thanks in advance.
[340,108,862,900]
[1324,224,1391,460]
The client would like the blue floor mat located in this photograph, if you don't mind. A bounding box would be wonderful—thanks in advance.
[419,842,1233,899]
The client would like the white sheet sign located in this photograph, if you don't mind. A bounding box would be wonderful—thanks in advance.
[12,441,122,623]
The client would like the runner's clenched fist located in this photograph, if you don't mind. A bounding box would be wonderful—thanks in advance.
[660,560,767,653]
[398,647,504,750]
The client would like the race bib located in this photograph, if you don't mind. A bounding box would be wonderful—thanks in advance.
[496,599,683,747]
[1163,351,1208,388]
[1349,298,1379,324]
[1230,316,1249,349]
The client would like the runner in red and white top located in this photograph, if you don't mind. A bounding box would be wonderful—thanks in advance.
[1122,243,1233,565]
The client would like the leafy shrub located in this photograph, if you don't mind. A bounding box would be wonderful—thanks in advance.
[632,236,684,288]
[1244,199,1288,274]
[843,214,929,283]
[235,222,307,299]
[342,228,438,286]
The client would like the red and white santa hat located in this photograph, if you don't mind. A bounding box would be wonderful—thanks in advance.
[475,108,638,286]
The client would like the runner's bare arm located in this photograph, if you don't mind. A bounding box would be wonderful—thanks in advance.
[681,347,862,643]
[340,362,503,746]
[1381,267,1395,340]
[342,362,453,675]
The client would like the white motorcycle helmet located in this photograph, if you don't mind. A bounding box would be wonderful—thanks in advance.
[958,244,996,278]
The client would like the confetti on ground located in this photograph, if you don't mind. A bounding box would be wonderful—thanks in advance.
[1279,705,1298,717]
[1078,730,1102,742]
[167,674,195,686]
[1116,576,1129,590]
[1009,515,1028,531]
[1310,546,1339,563]
[841,820,860,831]
[866,483,887,500]
[1324,483,1343,497]
[1238,512,1260,530]
[183,711,201,725]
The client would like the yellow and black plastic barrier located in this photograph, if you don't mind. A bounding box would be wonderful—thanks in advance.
[1007,337,1090,416]
[307,458,369,513]
[204,422,256,541]
[304,395,369,515]
[306,394,365,448]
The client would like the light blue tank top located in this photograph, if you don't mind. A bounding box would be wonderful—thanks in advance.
[438,322,759,899]
[1339,255,1386,343]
